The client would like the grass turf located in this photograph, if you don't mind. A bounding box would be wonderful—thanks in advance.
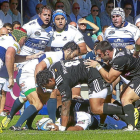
[0,115,140,140]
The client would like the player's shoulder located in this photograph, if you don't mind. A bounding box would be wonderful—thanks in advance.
[68,24,78,32]
[23,19,37,28]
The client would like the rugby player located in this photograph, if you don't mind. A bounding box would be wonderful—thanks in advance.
[37,96,99,131]
[1,42,80,131]
[36,59,124,131]
[46,9,87,123]
[85,41,140,130]
[104,7,140,57]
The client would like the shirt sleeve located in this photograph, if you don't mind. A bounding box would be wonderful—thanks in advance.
[74,30,85,44]
[111,56,128,72]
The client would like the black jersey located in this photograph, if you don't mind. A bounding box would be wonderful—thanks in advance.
[49,59,110,102]
[110,47,140,80]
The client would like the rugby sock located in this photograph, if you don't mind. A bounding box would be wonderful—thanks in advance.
[14,105,37,127]
[26,111,39,128]
[47,98,57,123]
[8,98,24,119]
[103,103,123,115]
[123,104,135,127]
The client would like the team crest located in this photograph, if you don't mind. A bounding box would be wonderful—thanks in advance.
[108,31,115,35]
[34,31,41,36]
[87,33,90,36]
[63,36,67,41]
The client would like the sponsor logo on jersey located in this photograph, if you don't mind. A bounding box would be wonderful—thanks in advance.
[108,30,115,35]
[56,34,61,36]
[63,36,67,41]
[114,39,124,43]
[124,30,129,33]
[47,57,53,65]
[34,31,41,36]
[77,120,85,124]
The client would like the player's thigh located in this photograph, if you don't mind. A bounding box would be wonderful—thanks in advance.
[120,77,140,105]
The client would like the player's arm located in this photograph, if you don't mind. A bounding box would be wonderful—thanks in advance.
[67,126,84,131]
[15,51,44,63]
[35,61,47,81]
[5,47,16,88]
[61,100,71,129]
[84,59,121,83]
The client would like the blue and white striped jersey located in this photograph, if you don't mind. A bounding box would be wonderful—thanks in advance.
[105,21,140,48]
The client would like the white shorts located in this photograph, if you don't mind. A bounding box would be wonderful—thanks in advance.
[74,84,81,88]
[16,69,36,96]
[89,88,108,99]
[0,77,10,92]
[75,111,92,130]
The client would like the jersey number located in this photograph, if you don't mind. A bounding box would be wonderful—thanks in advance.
[65,60,80,67]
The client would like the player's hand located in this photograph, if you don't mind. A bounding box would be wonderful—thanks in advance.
[27,51,44,60]
[84,59,99,68]
[78,18,88,24]
[48,123,59,131]
[8,78,14,88]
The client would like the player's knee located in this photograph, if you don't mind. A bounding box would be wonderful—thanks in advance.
[90,105,103,114]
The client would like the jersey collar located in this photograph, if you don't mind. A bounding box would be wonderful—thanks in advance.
[62,51,65,60]
[53,24,68,31]
[37,17,44,26]
[111,21,128,28]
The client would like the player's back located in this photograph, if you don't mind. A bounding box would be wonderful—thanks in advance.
[50,59,102,88]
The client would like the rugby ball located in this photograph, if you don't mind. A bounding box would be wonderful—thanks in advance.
[37,118,53,131]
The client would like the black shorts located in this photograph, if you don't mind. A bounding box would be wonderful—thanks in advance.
[129,75,140,97]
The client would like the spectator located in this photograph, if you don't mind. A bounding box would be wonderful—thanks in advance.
[12,21,21,29]
[30,4,43,21]
[78,18,99,50]
[3,23,12,33]
[73,0,91,18]
[124,3,134,24]
[114,0,124,8]
[124,0,140,18]
[86,5,102,37]
[97,25,109,42]
[69,2,81,24]
[54,1,71,24]
[0,1,12,28]
[8,0,21,23]
[91,0,108,14]
[49,0,71,15]
[99,1,114,27]
[26,0,46,22]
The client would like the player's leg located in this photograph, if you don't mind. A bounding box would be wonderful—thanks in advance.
[120,81,140,130]
[47,89,58,123]
[0,90,6,116]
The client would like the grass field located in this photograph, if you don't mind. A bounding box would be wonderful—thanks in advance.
[0,115,140,140]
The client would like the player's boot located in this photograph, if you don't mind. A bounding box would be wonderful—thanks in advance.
[9,126,22,131]
[123,124,138,131]
[1,116,11,128]
[134,108,139,126]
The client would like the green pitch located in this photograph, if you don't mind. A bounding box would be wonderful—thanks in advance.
[0,115,140,140]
